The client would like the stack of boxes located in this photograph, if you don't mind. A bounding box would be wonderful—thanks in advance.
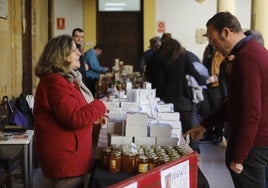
[99,82,182,148]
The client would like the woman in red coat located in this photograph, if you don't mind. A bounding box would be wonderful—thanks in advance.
[34,34,108,188]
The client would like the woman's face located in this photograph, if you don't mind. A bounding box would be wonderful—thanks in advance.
[67,42,81,70]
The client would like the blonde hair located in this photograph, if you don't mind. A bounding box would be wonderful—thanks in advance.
[35,35,74,77]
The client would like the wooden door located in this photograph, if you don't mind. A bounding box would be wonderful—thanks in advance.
[97,11,143,72]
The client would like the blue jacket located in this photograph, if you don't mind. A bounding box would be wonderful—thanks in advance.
[83,49,107,79]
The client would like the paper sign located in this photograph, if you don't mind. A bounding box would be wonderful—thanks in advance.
[161,160,190,188]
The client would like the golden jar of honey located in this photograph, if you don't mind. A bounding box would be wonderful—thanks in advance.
[137,154,149,173]
[102,147,112,169]
[109,151,122,173]
[122,151,136,173]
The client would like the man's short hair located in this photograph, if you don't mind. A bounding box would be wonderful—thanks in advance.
[72,28,84,37]
[93,44,104,50]
[206,12,243,34]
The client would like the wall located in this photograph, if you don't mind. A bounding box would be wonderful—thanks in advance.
[53,0,251,59]
[0,0,23,97]
[156,0,251,60]
[0,0,254,98]
[53,0,83,36]
[0,0,48,98]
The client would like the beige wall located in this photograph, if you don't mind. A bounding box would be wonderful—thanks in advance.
[31,0,49,95]
[0,0,23,98]
[0,0,154,98]
[0,0,48,98]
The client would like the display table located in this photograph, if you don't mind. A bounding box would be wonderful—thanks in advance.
[88,159,133,188]
[89,152,198,188]
[0,130,34,188]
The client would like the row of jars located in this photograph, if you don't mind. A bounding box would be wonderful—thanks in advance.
[101,144,191,174]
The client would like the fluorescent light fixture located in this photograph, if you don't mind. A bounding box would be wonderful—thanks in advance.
[99,0,140,11]
[105,3,126,6]
[105,7,124,11]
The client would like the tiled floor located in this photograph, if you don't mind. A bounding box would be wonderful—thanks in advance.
[12,139,235,188]
[199,139,235,188]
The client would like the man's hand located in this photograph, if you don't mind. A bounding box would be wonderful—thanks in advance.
[183,125,207,142]
[230,161,243,174]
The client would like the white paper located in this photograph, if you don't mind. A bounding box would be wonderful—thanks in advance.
[161,160,190,188]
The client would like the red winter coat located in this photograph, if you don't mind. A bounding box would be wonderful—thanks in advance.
[33,73,106,178]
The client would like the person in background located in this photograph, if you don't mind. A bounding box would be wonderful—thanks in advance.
[141,36,161,77]
[156,39,207,152]
[83,44,109,98]
[72,28,86,83]
[33,34,108,188]
[199,44,225,144]
[148,32,173,91]
[185,12,268,188]
[156,38,209,188]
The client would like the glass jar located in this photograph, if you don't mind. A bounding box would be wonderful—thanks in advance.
[159,155,170,165]
[137,154,149,173]
[102,147,112,169]
[148,155,159,170]
[122,151,136,173]
[109,151,122,173]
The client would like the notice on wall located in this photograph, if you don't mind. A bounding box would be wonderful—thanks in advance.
[160,160,190,188]
[0,0,8,19]
[57,17,65,29]
[157,21,165,33]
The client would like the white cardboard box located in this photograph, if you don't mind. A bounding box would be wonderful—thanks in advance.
[149,123,172,137]
[156,137,179,146]
[158,120,181,129]
[125,125,148,137]
[126,112,148,127]
[108,134,133,145]
[157,112,180,121]
[134,137,156,146]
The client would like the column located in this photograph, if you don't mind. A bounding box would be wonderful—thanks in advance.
[252,0,268,49]
[217,0,235,14]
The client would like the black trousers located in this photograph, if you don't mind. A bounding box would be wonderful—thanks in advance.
[198,167,210,188]
[85,77,98,98]
[226,145,268,188]
[204,86,224,138]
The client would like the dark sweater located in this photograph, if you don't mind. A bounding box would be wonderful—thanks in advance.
[202,37,268,164]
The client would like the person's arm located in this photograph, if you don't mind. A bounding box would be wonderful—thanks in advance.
[184,100,227,141]
[84,50,107,73]
[46,75,107,129]
[185,55,207,86]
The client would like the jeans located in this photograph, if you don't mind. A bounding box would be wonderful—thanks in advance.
[225,145,268,188]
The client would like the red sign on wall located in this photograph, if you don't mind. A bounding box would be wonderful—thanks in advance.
[57,17,65,30]
[157,21,165,33]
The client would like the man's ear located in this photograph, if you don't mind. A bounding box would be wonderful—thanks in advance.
[220,27,230,40]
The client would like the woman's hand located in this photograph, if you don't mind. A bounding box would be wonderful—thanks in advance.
[184,125,207,142]
[94,114,109,126]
